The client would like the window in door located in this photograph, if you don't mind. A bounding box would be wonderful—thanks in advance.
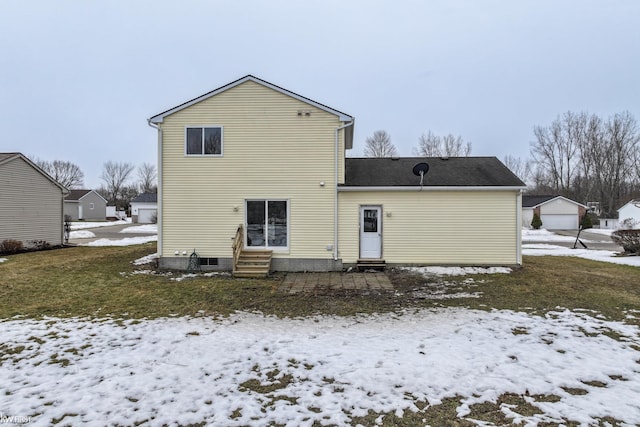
[246,200,288,248]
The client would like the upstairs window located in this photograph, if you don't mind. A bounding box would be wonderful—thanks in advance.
[185,126,223,156]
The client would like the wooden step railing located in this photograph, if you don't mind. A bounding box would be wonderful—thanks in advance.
[232,224,244,275]
[232,224,272,278]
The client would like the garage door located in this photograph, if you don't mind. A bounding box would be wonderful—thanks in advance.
[138,208,157,224]
[540,214,578,230]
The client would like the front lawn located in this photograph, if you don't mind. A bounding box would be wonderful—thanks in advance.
[0,244,639,322]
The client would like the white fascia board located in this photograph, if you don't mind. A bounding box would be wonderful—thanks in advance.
[535,195,589,209]
[338,186,527,192]
[149,75,354,124]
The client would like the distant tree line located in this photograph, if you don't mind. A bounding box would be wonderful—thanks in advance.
[363,130,472,158]
[30,155,157,213]
[528,111,640,217]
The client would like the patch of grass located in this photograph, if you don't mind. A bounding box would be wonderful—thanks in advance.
[393,256,640,323]
[1,245,640,322]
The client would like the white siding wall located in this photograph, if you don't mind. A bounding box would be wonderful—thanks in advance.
[0,157,64,246]
[618,203,640,224]
[159,80,346,260]
[539,198,579,215]
[339,190,521,265]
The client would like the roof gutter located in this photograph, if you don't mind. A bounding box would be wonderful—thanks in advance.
[338,185,527,192]
[147,119,162,256]
[334,120,354,261]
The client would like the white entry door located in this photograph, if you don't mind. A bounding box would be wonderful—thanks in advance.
[360,206,382,259]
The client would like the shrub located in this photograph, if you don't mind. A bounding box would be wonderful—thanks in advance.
[581,214,593,230]
[28,240,51,250]
[0,239,24,254]
[531,213,543,230]
[611,229,640,254]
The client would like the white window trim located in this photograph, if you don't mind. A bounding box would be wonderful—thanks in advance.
[184,125,224,157]
[89,203,95,210]
[244,199,290,251]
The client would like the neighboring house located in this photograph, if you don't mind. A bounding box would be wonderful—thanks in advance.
[522,195,588,230]
[0,152,68,248]
[148,75,525,274]
[617,199,640,228]
[130,192,157,223]
[64,189,108,221]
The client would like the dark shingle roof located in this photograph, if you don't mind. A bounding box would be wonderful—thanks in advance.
[343,157,525,187]
[65,189,92,201]
[132,192,157,203]
[521,195,558,208]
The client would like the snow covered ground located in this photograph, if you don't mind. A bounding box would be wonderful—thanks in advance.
[1,309,638,426]
[69,220,129,231]
[522,228,590,243]
[120,224,157,234]
[69,230,96,239]
[84,235,158,247]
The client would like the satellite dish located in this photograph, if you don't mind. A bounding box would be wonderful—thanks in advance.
[412,162,429,176]
[412,162,429,190]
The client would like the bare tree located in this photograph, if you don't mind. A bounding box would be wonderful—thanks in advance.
[363,130,397,157]
[137,162,157,193]
[34,159,84,188]
[503,155,532,185]
[100,161,135,209]
[530,111,583,196]
[413,131,471,157]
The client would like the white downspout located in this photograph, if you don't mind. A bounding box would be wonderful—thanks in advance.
[147,119,162,257]
[516,190,522,265]
[334,121,354,261]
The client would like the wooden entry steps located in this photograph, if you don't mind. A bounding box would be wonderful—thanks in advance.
[234,249,273,278]
[356,259,386,271]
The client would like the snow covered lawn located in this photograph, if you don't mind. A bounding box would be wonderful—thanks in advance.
[2,309,639,426]
[120,224,157,234]
[69,220,129,231]
[84,235,158,247]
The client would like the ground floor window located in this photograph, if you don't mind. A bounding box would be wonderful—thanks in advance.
[246,200,288,248]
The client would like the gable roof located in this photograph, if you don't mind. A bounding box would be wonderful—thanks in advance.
[618,199,640,212]
[522,195,557,208]
[522,195,588,209]
[343,157,525,188]
[148,75,354,149]
[131,192,157,203]
[0,152,68,194]
[64,189,108,203]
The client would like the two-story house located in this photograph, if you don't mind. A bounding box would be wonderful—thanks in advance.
[148,75,525,276]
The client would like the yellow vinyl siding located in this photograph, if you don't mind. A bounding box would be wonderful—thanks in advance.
[339,190,519,265]
[159,80,346,259]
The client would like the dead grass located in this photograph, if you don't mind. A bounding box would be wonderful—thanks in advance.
[1,244,639,323]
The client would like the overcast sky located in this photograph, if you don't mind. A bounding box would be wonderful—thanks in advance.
[2,1,638,189]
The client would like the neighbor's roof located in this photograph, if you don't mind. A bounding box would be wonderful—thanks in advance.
[65,189,91,201]
[522,195,588,208]
[148,75,354,149]
[343,157,526,188]
[0,152,69,193]
[131,192,157,203]
[618,199,640,211]
[522,195,557,208]
[64,189,108,203]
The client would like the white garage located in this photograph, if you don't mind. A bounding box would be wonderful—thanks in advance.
[522,195,588,230]
[130,192,158,224]
[137,208,157,224]
[540,214,578,230]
